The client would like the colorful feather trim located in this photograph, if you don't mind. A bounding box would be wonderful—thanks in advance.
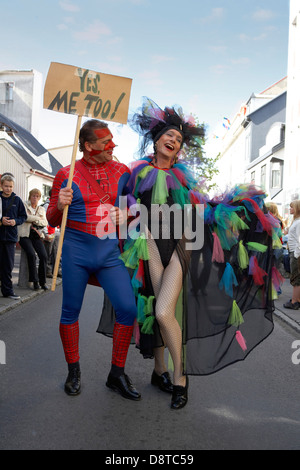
[246,242,268,253]
[219,263,238,297]
[237,240,249,269]
[212,232,225,263]
[272,266,284,292]
[249,255,267,286]
[120,234,149,269]
[235,330,247,351]
[228,300,244,327]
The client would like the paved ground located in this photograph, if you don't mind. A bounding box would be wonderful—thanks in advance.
[1,247,299,336]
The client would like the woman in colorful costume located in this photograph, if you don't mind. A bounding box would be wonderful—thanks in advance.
[99,98,282,410]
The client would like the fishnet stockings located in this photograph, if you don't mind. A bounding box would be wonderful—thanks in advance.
[147,236,186,386]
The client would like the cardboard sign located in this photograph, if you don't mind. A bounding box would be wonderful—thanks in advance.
[44,62,132,124]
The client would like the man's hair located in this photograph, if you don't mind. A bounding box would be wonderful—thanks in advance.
[1,172,15,184]
[79,120,108,152]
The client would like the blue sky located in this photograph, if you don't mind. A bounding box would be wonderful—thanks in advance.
[1,0,290,163]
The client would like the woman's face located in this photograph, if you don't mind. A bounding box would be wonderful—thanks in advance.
[155,129,183,160]
[30,193,41,206]
[290,204,295,215]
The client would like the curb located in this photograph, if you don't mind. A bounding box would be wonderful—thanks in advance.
[0,280,62,317]
[273,308,300,334]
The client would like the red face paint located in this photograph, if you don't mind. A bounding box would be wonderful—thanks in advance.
[94,128,111,139]
[89,128,115,157]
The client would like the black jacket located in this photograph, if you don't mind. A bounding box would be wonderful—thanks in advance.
[0,192,27,242]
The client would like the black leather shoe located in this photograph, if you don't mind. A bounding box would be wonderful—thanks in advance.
[33,282,40,290]
[151,370,173,393]
[41,284,49,290]
[106,373,141,401]
[171,376,188,410]
[64,364,81,396]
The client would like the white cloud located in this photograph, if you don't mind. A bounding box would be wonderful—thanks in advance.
[239,32,268,42]
[106,36,123,46]
[59,1,80,12]
[209,45,228,54]
[200,7,225,23]
[57,24,68,31]
[231,57,250,65]
[210,64,229,75]
[73,20,112,42]
[139,70,163,87]
[151,55,175,64]
[93,61,126,75]
[253,9,276,22]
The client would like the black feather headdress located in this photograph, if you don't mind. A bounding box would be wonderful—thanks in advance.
[129,97,205,156]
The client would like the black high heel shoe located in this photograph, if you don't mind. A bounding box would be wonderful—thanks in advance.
[151,370,173,393]
[171,376,188,410]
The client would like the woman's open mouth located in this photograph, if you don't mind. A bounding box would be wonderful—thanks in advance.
[165,143,174,151]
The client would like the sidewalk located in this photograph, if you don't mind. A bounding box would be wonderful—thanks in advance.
[1,249,300,334]
[273,277,300,334]
[0,247,62,316]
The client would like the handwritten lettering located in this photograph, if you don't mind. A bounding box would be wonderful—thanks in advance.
[44,63,132,123]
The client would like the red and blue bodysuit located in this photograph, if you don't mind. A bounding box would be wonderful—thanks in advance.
[47,156,137,370]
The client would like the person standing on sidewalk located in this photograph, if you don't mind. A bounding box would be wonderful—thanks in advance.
[18,189,49,291]
[284,199,300,310]
[0,173,27,300]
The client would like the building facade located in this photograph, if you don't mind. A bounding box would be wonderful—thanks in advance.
[283,0,300,219]
[213,79,287,215]
[0,69,42,139]
[0,113,62,202]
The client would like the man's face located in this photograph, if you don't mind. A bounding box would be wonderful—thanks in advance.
[85,128,115,163]
[1,180,14,198]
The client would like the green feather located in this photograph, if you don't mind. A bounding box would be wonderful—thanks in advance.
[228,300,244,327]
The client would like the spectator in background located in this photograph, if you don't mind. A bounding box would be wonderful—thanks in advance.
[265,202,285,239]
[18,188,49,290]
[283,199,300,310]
[0,173,27,299]
[265,202,284,294]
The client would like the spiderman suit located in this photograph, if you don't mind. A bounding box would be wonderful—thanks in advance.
[47,156,138,396]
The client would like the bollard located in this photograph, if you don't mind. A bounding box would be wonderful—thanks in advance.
[0,340,5,364]
[18,247,30,288]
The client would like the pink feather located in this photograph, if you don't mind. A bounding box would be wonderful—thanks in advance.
[212,232,225,263]
[236,330,247,351]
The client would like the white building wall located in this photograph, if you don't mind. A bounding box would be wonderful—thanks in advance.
[213,110,247,192]
[0,140,53,202]
[0,70,42,138]
[0,140,29,198]
[284,0,300,209]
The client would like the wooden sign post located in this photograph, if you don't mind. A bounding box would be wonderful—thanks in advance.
[43,62,132,290]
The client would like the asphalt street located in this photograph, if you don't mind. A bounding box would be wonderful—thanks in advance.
[0,283,299,451]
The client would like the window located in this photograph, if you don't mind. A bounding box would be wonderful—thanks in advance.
[42,184,51,203]
[251,171,255,183]
[245,133,251,162]
[271,162,281,188]
[261,165,266,190]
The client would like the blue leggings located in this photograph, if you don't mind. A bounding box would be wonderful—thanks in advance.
[60,228,136,326]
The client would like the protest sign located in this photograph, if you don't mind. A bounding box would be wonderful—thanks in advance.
[44,62,132,123]
[44,62,132,290]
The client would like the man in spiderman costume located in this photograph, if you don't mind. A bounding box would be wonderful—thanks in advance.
[47,119,140,400]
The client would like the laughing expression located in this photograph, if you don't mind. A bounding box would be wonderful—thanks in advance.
[156,129,183,160]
